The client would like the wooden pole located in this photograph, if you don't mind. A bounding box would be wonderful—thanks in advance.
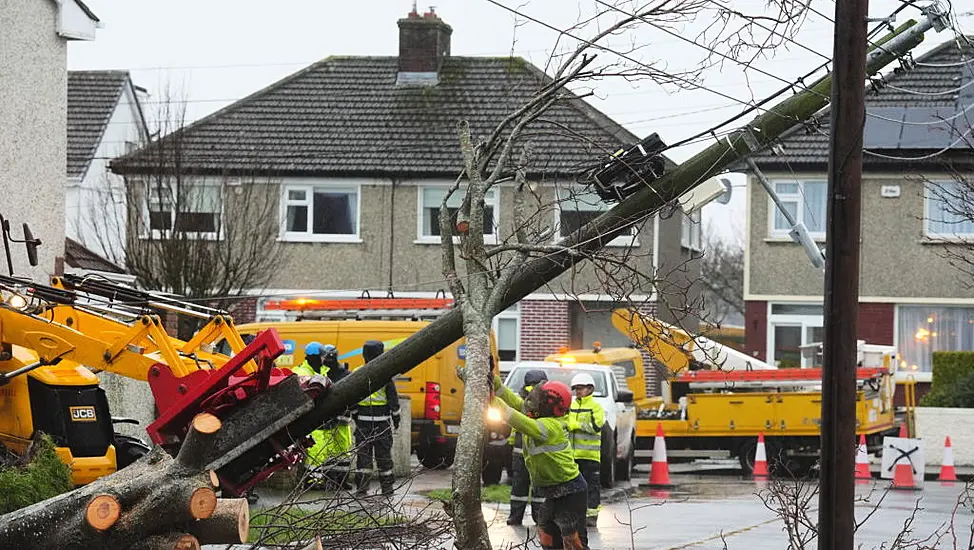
[818,0,869,547]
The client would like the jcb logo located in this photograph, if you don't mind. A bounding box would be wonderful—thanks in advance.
[69,406,97,422]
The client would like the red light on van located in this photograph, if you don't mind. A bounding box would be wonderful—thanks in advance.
[425,382,442,421]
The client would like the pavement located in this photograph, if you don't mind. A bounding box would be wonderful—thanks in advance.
[239,459,973,549]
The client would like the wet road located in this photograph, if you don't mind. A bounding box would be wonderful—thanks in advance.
[250,460,973,549]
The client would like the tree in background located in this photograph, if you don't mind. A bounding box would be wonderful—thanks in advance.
[698,221,745,327]
[87,87,287,338]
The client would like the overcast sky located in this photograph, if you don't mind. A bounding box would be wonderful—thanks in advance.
[67,1,971,244]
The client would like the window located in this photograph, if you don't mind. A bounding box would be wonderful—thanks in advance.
[418,186,497,243]
[492,304,520,362]
[681,209,702,251]
[556,187,638,247]
[925,181,974,239]
[144,183,221,237]
[897,305,974,373]
[767,302,824,368]
[281,185,360,242]
[769,180,827,238]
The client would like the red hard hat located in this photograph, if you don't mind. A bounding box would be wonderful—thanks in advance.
[541,380,572,417]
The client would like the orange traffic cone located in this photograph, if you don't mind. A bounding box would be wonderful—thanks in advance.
[855,434,872,481]
[648,423,672,487]
[939,436,958,482]
[753,433,769,478]
[891,459,917,490]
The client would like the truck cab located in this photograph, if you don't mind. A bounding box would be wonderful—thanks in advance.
[484,360,637,488]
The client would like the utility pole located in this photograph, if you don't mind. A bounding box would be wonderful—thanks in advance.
[818,0,869,546]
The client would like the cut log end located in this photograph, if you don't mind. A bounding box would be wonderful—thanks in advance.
[186,498,250,545]
[208,470,220,488]
[86,494,121,531]
[173,534,200,550]
[192,412,221,435]
[188,486,218,519]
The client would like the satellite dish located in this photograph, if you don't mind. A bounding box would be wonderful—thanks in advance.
[715,178,733,205]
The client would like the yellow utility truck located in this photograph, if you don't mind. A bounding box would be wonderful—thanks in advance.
[237,296,499,469]
[611,308,901,475]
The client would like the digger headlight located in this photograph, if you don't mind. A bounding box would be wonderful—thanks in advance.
[487,406,502,423]
[4,292,27,310]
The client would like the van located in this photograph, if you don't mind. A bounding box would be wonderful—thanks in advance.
[233,318,498,469]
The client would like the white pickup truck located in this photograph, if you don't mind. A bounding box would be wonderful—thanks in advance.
[483,360,637,488]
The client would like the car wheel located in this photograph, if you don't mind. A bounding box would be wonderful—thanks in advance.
[600,431,616,489]
[616,436,634,481]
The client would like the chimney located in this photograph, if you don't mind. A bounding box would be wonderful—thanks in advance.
[396,6,452,85]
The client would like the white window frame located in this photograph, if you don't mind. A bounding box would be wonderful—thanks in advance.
[924,180,974,241]
[766,302,824,368]
[767,179,827,240]
[492,304,521,366]
[415,184,499,245]
[141,181,224,241]
[681,209,702,251]
[279,183,362,243]
[554,187,639,248]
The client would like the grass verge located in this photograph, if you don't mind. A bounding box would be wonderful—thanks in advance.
[422,484,511,504]
[249,505,408,543]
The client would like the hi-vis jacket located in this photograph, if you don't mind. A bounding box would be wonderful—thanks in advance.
[493,385,580,489]
[567,394,605,463]
[292,360,353,466]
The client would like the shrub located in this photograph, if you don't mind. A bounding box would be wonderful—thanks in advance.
[0,433,72,514]
[918,351,974,408]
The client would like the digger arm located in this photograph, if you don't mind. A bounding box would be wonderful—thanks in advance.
[610,308,695,375]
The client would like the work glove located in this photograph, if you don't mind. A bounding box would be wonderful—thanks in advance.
[393,416,401,431]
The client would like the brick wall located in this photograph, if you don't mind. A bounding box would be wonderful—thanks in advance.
[745,301,768,361]
[858,302,894,345]
[519,300,570,360]
[229,296,258,324]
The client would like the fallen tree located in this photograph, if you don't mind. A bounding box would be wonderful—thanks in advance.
[0,413,248,550]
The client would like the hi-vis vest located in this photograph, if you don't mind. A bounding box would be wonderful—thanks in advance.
[568,394,605,462]
[359,387,387,407]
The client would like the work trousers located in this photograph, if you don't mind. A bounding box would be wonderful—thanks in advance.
[537,489,589,550]
[354,421,395,494]
[509,453,540,523]
[576,459,601,518]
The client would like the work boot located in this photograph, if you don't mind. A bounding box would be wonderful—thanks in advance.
[506,516,523,526]
[586,516,598,527]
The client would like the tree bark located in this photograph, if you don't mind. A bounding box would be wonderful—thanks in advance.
[0,413,244,550]
[450,315,493,550]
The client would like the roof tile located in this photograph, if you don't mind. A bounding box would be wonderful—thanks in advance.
[67,71,130,179]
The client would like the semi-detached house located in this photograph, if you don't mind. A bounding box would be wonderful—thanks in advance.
[111,9,704,389]
[734,36,974,398]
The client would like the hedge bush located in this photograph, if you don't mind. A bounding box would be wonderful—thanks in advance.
[919,351,974,408]
[0,433,72,514]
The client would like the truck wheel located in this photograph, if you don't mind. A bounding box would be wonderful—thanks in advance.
[738,439,757,475]
[114,434,151,469]
[600,431,616,489]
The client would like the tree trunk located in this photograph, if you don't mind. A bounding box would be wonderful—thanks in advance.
[450,312,493,550]
[0,413,247,549]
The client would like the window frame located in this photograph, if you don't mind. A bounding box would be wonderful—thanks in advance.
[681,208,703,252]
[766,302,824,368]
[767,179,827,240]
[492,304,520,366]
[924,180,974,241]
[554,187,639,248]
[279,183,362,243]
[140,181,224,241]
[415,184,499,245]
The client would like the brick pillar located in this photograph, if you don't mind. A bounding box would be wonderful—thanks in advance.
[519,300,570,360]
[745,301,767,361]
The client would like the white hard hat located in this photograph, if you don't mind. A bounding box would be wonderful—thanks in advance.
[571,373,596,388]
